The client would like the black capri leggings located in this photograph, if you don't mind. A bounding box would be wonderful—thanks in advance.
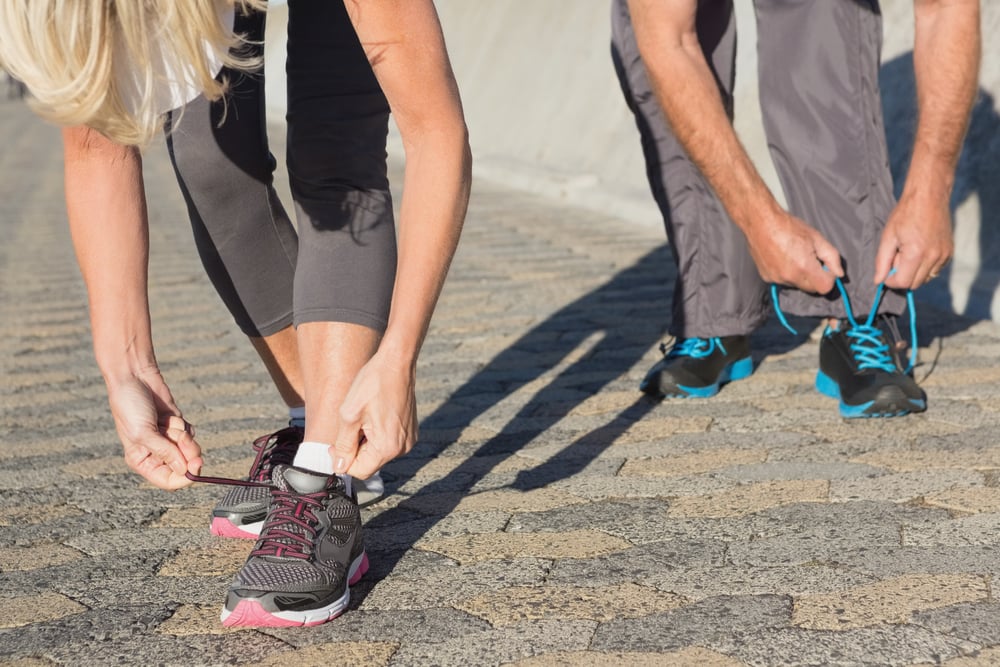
[165,1,396,338]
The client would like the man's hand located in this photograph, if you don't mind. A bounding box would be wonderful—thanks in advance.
[870,0,978,291]
[744,208,843,295]
[107,367,202,490]
[874,189,954,290]
[329,352,418,482]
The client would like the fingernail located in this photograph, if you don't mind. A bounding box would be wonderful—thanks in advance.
[333,457,347,473]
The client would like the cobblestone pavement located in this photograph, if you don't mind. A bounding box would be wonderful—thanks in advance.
[4,98,1000,667]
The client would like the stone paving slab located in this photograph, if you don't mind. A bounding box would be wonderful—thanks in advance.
[3,97,1000,666]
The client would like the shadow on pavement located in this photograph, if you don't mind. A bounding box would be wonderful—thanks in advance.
[882,51,1000,337]
[352,241,804,603]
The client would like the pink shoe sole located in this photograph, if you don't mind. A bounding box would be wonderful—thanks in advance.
[210,517,259,540]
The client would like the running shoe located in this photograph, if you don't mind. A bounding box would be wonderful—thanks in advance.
[772,276,925,418]
[220,464,368,627]
[817,315,925,418]
[210,425,303,539]
[640,335,753,398]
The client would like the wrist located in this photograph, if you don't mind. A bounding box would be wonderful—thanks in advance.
[900,166,954,205]
[95,341,159,389]
[375,335,419,373]
[735,197,786,236]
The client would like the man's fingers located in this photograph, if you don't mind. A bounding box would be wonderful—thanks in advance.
[125,445,194,490]
[795,257,835,295]
[884,254,920,290]
[812,235,844,279]
[175,431,203,475]
[873,235,898,286]
[159,414,194,437]
[808,266,836,295]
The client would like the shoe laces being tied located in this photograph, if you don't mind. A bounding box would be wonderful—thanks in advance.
[246,426,301,483]
[185,465,344,562]
[249,481,336,561]
[771,271,918,374]
[661,337,727,359]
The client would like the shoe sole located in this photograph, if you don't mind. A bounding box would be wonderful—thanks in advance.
[220,551,369,628]
[210,517,263,540]
[815,370,927,418]
[653,356,754,399]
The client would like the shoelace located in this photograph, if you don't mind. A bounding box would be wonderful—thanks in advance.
[250,487,329,560]
[184,469,332,560]
[184,426,300,487]
[661,337,727,359]
[247,426,302,482]
[770,274,918,374]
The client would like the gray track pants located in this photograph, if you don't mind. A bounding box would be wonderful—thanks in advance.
[165,2,396,338]
[611,0,903,338]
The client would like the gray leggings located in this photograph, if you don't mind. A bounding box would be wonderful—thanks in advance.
[612,0,902,337]
[165,2,396,338]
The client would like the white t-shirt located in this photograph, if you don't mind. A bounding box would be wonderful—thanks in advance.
[114,1,235,115]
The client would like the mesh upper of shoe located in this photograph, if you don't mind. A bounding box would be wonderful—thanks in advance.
[233,466,357,592]
[214,427,302,513]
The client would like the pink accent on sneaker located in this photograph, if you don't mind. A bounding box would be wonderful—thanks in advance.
[221,600,340,628]
[348,552,370,585]
[210,517,259,540]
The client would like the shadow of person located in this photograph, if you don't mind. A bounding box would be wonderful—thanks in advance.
[346,234,805,606]
[881,50,1000,339]
[349,244,669,594]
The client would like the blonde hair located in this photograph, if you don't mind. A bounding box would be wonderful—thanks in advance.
[0,0,264,145]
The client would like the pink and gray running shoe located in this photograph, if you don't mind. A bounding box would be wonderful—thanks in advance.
[210,426,303,539]
[220,465,368,627]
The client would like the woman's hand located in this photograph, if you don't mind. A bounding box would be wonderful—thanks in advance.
[106,367,203,490]
[330,352,418,481]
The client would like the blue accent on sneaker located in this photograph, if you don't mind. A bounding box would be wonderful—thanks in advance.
[675,355,754,397]
[666,337,726,360]
[816,369,925,417]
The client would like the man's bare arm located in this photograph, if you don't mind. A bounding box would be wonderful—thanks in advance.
[626,0,841,294]
[876,0,981,288]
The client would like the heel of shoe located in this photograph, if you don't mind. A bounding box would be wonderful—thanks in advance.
[727,356,754,382]
[348,551,369,585]
[815,370,841,399]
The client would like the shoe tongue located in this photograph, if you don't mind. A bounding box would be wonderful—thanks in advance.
[275,465,332,494]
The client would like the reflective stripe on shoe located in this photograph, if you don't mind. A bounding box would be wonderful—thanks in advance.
[674,355,754,398]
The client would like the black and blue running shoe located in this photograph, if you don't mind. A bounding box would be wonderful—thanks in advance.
[816,318,925,418]
[773,276,925,419]
[640,335,753,398]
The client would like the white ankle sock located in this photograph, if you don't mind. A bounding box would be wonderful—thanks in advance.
[292,441,351,494]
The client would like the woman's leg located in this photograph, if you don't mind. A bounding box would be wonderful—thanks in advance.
[165,8,305,408]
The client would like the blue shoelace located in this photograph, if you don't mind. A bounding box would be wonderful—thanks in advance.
[770,275,918,374]
[662,336,727,359]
